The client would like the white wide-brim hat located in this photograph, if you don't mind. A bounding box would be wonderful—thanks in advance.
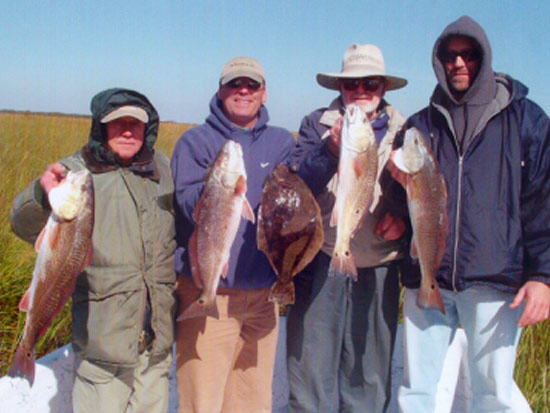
[317,43,408,91]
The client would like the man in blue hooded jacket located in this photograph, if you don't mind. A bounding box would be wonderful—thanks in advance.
[171,56,295,413]
[394,16,550,412]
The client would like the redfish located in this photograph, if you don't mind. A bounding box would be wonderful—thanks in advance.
[329,104,378,279]
[9,169,94,385]
[393,127,447,313]
[178,141,254,320]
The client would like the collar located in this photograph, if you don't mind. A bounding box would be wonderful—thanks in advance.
[81,144,160,182]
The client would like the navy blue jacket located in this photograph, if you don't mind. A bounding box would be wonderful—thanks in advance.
[171,94,295,289]
[400,75,550,293]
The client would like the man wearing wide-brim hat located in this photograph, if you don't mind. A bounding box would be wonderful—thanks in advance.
[287,43,408,412]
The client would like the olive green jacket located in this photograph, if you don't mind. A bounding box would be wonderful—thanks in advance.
[10,88,176,367]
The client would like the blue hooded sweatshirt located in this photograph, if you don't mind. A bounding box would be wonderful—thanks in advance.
[171,94,295,289]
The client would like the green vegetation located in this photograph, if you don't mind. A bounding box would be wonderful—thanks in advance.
[0,112,548,412]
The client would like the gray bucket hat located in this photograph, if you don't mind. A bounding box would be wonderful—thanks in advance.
[317,43,408,91]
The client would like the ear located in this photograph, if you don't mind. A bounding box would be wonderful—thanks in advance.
[261,88,267,104]
[217,88,222,100]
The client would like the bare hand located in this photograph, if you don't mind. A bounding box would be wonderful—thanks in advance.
[510,280,550,327]
[375,212,406,240]
[326,117,343,157]
[40,163,66,194]
[387,150,408,188]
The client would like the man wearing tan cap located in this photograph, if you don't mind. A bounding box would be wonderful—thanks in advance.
[287,44,408,412]
[171,56,295,412]
[10,88,176,412]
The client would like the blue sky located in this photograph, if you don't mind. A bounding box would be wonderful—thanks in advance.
[1,1,549,131]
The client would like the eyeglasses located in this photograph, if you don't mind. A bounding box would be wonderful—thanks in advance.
[225,78,262,90]
[340,77,384,92]
[443,49,480,64]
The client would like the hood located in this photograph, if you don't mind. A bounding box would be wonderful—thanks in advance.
[432,15,496,105]
[205,94,269,138]
[87,88,159,166]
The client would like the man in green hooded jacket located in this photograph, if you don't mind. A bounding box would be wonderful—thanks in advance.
[10,88,176,413]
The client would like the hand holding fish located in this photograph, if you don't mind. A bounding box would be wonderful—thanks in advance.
[375,212,406,241]
[40,163,67,194]
[510,280,550,327]
[326,117,343,157]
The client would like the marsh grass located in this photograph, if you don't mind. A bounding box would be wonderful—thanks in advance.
[0,112,548,411]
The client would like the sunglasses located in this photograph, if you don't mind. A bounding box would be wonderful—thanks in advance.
[340,77,384,92]
[443,49,480,64]
[225,78,262,90]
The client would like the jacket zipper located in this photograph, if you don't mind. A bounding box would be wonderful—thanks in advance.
[451,156,463,291]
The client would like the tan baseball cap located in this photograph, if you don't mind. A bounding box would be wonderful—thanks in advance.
[100,105,149,123]
[317,43,407,91]
[219,56,265,85]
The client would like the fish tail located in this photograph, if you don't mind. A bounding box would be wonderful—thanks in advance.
[8,344,35,386]
[328,250,357,280]
[269,280,295,305]
[176,296,219,321]
[417,280,446,314]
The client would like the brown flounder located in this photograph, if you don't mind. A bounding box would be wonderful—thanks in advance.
[257,164,324,305]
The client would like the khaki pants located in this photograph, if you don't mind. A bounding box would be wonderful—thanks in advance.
[73,349,172,413]
[176,277,279,413]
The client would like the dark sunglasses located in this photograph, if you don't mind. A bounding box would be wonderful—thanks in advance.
[340,77,384,92]
[225,78,262,90]
[443,49,480,64]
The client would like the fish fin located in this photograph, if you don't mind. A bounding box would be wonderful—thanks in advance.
[221,261,229,279]
[177,297,219,321]
[242,198,255,223]
[417,279,446,314]
[269,279,295,305]
[188,231,203,289]
[18,287,32,312]
[353,157,363,177]
[34,225,47,252]
[8,345,35,386]
[47,222,61,250]
[256,216,268,253]
[82,243,93,270]
[410,238,418,259]
[235,175,247,195]
[192,197,203,224]
[330,205,338,227]
[328,251,357,280]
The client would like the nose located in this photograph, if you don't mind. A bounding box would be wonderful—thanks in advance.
[355,83,369,94]
[454,56,466,67]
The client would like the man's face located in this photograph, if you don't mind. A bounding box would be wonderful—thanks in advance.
[443,36,481,95]
[217,77,267,128]
[105,116,145,164]
[339,76,387,119]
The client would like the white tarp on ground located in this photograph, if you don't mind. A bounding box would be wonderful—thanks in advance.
[0,321,531,412]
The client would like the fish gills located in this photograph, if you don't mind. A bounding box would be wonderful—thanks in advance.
[257,164,323,305]
[329,104,378,279]
[394,128,447,313]
[9,170,94,386]
[178,141,254,320]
